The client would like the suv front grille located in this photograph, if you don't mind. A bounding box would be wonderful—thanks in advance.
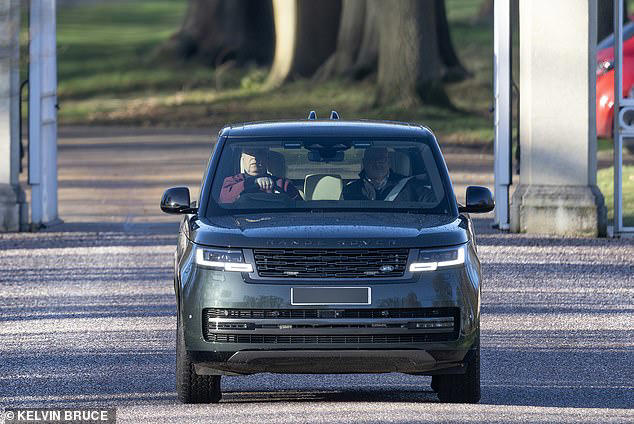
[206,334,453,344]
[206,308,454,320]
[203,308,460,344]
[253,248,409,279]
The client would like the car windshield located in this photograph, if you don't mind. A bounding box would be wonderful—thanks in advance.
[207,137,452,215]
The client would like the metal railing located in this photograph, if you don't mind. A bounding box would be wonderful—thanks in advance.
[613,0,634,235]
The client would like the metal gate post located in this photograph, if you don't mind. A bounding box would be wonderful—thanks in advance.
[493,0,512,230]
[29,0,59,228]
[613,0,634,235]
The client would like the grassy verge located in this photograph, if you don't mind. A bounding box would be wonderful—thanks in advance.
[52,0,494,144]
[56,1,213,99]
[597,165,634,227]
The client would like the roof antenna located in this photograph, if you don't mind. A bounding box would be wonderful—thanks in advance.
[308,110,317,120]
[330,110,340,120]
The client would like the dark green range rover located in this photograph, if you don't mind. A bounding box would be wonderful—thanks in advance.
[161,116,494,404]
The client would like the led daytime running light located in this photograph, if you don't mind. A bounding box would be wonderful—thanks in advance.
[409,246,465,272]
[195,249,254,273]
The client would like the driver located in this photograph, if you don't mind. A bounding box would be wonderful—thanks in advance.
[219,148,301,203]
[342,147,435,202]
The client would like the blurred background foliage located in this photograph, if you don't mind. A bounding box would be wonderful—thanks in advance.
[26,0,629,224]
[53,0,494,146]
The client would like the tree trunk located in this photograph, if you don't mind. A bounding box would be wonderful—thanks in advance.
[314,0,379,81]
[598,0,629,43]
[266,0,341,87]
[351,0,379,79]
[375,0,450,106]
[161,0,275,66]
[316,0,464,85]
[435,0,469,81]
[313,0,366,81]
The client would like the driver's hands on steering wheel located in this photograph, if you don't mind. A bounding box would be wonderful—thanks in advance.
[255,176,274,191]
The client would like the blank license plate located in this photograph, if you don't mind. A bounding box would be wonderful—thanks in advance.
[291,287,371,305]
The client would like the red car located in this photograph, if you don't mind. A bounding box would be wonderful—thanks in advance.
[596,21,634,138]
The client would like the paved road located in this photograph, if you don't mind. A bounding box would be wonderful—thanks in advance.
[1,128,633,423]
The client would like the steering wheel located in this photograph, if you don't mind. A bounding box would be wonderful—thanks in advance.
[234,185,294,206]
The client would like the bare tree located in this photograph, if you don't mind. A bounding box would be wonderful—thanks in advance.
[316,0,465,91]
[435,0,469,82]
[374,0,451,106]
[350,0,380,79]
[313,0,367,81]
[161,0,275,66]
[266,0,341,87]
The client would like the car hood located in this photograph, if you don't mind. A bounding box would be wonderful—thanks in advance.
[191,212,469,248]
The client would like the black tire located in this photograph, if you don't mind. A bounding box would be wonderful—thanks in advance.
[176,317,221,404]
[435,339,481,404]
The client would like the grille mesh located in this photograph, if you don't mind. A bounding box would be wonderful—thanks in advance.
[253,248,409,279]
[206,333,454,344]
[203,308,460,344]
[206,307,456,319]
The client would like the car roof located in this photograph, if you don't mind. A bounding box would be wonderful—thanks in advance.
[218,120,435,139]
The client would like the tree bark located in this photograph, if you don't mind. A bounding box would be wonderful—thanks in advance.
[266,0,341,87]
[316,0,464,85]
[313,0,379,81]
[313,0,367,81]
[374,0,450,106]
[350,0,379,79]
[161,0,275,66]
[435,0,469,81]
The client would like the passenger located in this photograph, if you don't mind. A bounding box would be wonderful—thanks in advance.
[219,148,301,203]
[342,147,435,202]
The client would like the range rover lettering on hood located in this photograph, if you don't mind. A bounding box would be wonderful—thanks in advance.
[264,239,399,248]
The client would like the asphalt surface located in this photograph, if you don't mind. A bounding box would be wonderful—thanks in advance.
[0,127,633,423]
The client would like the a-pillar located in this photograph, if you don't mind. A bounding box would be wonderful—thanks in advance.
[0,0,27,232]
[510,0,607,236]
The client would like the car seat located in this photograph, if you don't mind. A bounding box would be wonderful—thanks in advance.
[391,150,411,176]
[304,174,343,200]
[267,151,286,177]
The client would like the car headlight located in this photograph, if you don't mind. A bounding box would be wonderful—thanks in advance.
[195,247,253,272]
[409,245,465,272]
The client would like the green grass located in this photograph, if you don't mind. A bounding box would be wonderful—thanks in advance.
[597,165,634,227]
[51,0,494,145]
[56,1,215,99]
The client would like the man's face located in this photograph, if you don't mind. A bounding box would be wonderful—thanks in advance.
[241,150,268,176]
[363,148,390,181]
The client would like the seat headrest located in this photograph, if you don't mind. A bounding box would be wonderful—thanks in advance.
[391,150,411,176]
[304,174,342,200]
[267,151,286,177]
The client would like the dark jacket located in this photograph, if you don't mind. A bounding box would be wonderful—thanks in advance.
[342,171,435,202]
[219,173,301,203]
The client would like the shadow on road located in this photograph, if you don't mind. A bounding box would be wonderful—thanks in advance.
[1,203,631,413]
[3,343,632,409]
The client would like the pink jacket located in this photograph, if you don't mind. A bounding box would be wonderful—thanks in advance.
[219,173,301,203]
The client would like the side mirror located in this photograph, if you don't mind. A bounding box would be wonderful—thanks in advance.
[458,186,494,214]
[161,187,197,214]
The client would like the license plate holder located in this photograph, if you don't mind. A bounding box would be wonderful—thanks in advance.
[290,287,371,305]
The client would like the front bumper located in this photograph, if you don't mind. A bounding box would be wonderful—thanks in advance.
[191,349,471,375]
[177,246,481,375]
